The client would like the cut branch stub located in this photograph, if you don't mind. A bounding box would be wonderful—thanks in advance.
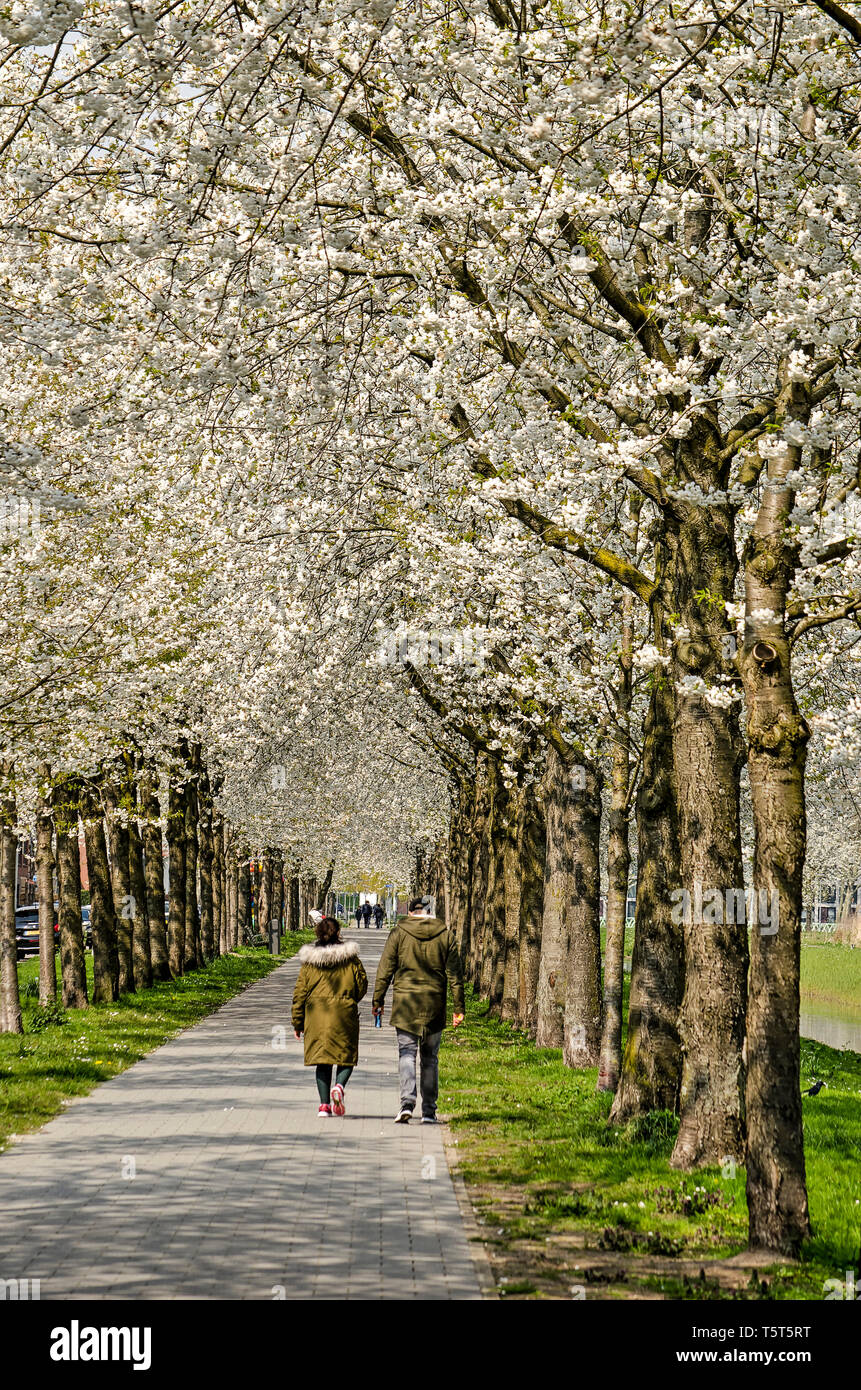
[751,640,779,670]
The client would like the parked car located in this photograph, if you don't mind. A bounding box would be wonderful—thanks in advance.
[52,905,93,952]
[15,905,40,960]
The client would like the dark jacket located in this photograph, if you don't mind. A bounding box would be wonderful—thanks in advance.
[372,915,465,1038]
[292,939,368,1066]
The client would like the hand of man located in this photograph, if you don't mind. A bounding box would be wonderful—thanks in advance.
[452,1012,464,1028]
[294,1030,302,1040]
[372,1006,382,1017]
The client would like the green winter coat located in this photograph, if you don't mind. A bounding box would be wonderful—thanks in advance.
[372,916,465,1039]
[292,939,368,1066]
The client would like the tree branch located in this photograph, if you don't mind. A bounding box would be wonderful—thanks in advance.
[449,404,657,605]
[811,0,861,44]
[790,594,861,642]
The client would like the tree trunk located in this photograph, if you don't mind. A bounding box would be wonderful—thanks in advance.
[35,768,57,1005]
[500,786,522,1024]
[222,840,230,950]
[449,775,474,969]
[271,853,284,938]
[211,809,224,958]
[167,773,187,977]
[432,847,447,923]
[669,441,747,1170]
[289,874,300,933]
[610,675,684,1121]
[518,780,546,1036]
[597,767,630,1091]
[183,758,200,971]
[140,768,170,982]
[298,876,307,931]
[0,766,22,1033]
[259,852,273,937]
[238,858,251,942]
[536,746,571,1049]
[411,847,422,897]
[80,781,119,1003]
[563,759,603,1068]
[104,775,134,994]
[199,777,215,961]
[317,860,334,911]
[219,824,229,953]
[468,758,491,991]
[127,761,152,992]
[598,601,633,1092]
[671,687,747,1168]
[740,420,811,1254]
[482,769,507,1008]
[227,835,239,949]
[250,858,259,930]
[54,777,88,1010]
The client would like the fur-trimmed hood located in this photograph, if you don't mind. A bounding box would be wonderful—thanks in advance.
[298,939,361,968]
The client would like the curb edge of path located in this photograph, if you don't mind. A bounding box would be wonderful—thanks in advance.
[440,1121,499,1300]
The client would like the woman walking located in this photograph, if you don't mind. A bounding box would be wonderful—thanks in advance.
[292,916,368,1117]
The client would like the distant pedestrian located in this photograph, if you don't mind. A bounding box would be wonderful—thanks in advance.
[373,903,385,929]
[361,901,372,928]
[292,916,368,1118]
[372,896,464,1124]
[354,903,363,930]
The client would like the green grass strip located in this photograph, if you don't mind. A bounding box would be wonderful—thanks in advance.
[800,941,861,1016]
[441,990,861,1300]
[0,934,314,1151]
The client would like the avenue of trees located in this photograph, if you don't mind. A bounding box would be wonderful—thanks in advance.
[2,0,861,1259]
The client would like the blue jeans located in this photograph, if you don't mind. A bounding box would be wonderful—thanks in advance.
[396,1029,442,1118]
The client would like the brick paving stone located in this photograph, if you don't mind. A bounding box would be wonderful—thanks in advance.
[0,932,482,1301]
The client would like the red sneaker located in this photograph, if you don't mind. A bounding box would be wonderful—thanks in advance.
[330,1084,345,1117]
[318,1103,332,1118]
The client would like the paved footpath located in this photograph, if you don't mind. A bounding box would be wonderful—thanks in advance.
[0,933,482,1300]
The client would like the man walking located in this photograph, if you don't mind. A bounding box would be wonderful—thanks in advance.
[372,895,464,1124]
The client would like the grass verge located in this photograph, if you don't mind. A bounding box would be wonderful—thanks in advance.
[800,941,861,1016]
[0,934,314,1152]
[441,990,861,1301]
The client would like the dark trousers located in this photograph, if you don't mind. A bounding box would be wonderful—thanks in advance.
[315,1064,353,1104]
